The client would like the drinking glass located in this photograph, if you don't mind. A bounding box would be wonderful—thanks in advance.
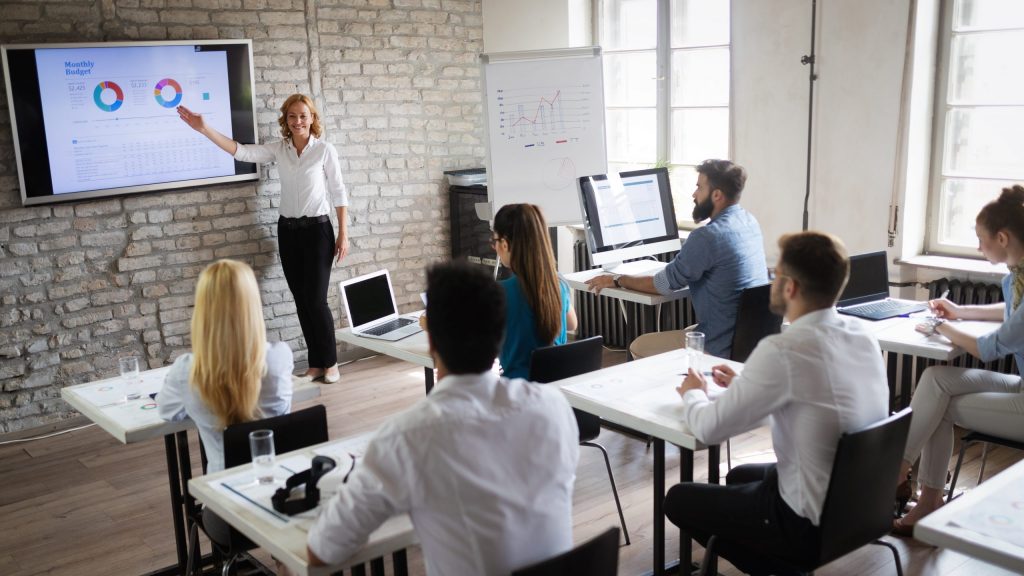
[685,331,706,374]
[119,356,141,401]
[249,430,276,485]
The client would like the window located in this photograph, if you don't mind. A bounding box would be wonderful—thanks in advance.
[597,0,730,224]
[928,0,1024,255]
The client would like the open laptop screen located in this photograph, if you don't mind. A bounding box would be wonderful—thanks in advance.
[343,274,396,327]
[837,251,890,307]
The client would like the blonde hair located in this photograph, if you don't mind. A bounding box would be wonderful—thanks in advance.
[493,203,563,344]
[189,260,267,428]
[277,94,323,139]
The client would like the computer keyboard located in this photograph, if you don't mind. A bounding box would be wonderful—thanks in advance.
[838,300,927,321]
[364,317,414,336]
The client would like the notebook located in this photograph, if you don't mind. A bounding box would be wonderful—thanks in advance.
[836,251,927,321]
[339,270,423,341]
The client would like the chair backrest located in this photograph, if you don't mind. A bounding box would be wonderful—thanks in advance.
[529,336,605,442]
[223,404,329,469]
[511,527,620,576]
[730,283,783,362]
[815,408,913,566]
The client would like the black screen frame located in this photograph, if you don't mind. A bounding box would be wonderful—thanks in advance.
[577,167,679,257]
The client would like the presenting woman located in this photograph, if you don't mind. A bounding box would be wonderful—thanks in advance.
[893,185,1024,536]
[178,94,347,383]
[491,203,578,379]
[158,259,294,473]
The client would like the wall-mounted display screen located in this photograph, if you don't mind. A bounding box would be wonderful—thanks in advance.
[2,40,259,206]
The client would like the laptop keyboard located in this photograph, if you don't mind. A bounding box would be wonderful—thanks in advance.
[363,317,414,336]
[839,300,927,321]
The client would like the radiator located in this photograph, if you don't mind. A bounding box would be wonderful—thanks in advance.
[926,278,1017,374]
[573,241,694,348]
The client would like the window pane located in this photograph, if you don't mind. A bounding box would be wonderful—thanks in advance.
[936,178,1011,247]
[601,0,657,50]
[606,108,657,163]
[671,0,730,47]
[949,31,1024,105]
[954,0,1024,31]
[604,52,658,107]
[943,107,1024,179]
[670,108,729,165]
[671,48,730,107]
[669,166,699,223]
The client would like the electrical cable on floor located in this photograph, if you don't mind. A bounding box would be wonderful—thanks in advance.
[0,422,96,446]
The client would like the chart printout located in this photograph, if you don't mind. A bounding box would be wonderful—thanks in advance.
[593,174,668,246]
[35,46,236,194]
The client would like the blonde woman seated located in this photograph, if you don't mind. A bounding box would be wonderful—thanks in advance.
[893,185,1024,536]
[158,259,294,473]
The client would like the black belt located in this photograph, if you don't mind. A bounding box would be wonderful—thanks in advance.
[278,215,330,229]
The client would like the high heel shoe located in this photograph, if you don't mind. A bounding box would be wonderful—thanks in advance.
[891,517,915,538]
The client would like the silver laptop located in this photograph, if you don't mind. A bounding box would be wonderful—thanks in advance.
[339,269,422,341]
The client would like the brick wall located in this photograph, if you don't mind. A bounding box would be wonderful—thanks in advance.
[0,0,484,434]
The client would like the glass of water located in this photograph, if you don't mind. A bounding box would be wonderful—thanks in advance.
[685,331,706,374]
[119,356,141,401]
[249,429,276,485]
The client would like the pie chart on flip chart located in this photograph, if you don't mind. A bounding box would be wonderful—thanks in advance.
[93,81,124,112]
[154,78,183,108]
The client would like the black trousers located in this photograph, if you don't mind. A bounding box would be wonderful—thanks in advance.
[664,463,820,576]
[278,216,337,369]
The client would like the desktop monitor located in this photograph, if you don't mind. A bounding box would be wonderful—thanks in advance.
[578,167,681,270]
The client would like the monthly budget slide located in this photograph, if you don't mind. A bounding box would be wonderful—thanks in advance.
[35,46,235,194]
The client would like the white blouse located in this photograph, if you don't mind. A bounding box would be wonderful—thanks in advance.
[157,341,294,473]
[234,137,348,218]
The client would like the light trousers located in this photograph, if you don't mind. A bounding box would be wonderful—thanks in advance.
[904,365,1024,489]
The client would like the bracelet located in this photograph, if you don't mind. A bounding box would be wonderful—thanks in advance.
[612,275,622,288]
[924,317,945,336]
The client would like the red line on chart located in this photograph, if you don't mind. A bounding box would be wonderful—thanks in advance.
[555,139,567,144]
[510,90,561,127]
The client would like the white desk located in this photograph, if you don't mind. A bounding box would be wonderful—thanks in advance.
[61,369,321,576]
[190,434,416,576]
[916,458,1024,573]
[557,348,742,576]
[564,263,688,307]
[336,314,434,394]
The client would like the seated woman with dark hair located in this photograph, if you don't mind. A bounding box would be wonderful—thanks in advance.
[491,203,577,379]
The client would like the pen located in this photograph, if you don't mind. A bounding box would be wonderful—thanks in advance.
[939,289,950,301]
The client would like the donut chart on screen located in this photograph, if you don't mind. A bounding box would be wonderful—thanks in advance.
[154,78,183,108]
[93,81,124,112]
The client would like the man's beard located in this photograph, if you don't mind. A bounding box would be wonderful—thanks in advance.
[692,196,714,222]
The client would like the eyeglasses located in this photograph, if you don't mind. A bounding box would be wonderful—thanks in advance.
[489,236,502,248]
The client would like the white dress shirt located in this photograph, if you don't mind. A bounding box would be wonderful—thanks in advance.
[308,372,580,575]
[157,341,294,473]
[234,137,348,218]
[680,308,888,524]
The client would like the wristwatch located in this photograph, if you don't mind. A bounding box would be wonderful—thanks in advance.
[612,275,622,288]
[923,317,945,336]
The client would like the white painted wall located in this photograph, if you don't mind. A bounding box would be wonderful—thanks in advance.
[483,0,590,52]
[733,0,913,264]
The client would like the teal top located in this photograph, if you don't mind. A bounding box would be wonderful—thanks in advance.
[500,275,571,380]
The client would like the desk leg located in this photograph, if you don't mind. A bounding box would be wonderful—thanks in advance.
[424,367,434,395]
[163,434,189,575]
[900,353,914,411]
[679,447,694,573]
[886,352,898,412]
[707,444,720,484]
[392,550,408,576]
[653,438,665,576]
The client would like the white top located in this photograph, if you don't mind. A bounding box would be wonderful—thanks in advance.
[234,137,349,218]
[307,372,580,575]
[157,341,295,473]
[680,308,889,524]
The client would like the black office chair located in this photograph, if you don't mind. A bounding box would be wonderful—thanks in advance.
[947,430,1024,503]
[698,409,912,576]
[187,404,330,576]
[511,527,620,576]
[530,336,630,545]
[723,283,783,469]
[730,283,782,364]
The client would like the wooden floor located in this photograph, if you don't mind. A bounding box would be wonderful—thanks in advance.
[1,349,1020,576]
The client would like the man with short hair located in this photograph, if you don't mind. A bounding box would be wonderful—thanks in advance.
[665,232,888,574]
[307,262,580,575]
[586,159,768,360]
